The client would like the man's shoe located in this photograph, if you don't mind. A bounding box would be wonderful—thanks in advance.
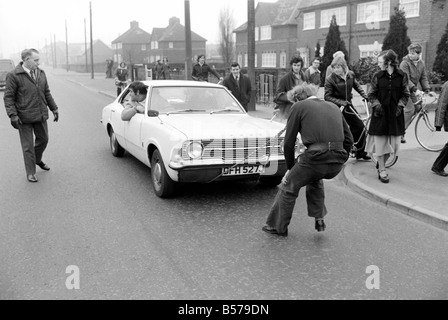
[431,167,448,177]
[315,219,326,232]
[36,161,50,171]
[356,153,371,161]
[262,225,288,237]
[27,175,38,183]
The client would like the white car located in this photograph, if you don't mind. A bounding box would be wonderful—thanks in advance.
[101,80,289,198]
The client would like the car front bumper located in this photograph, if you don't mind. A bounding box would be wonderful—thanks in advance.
[173,160,287,183]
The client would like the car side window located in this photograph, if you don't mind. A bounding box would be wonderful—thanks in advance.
[119,89,133,107]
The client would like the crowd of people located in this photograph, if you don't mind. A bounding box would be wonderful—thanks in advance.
[4,46,446,239]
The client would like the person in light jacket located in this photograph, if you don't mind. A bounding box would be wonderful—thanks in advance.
[431,81,448,177]
[399,43,431,143]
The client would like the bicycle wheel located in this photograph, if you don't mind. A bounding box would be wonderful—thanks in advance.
[370,152,398,168]
[415,111,446,152]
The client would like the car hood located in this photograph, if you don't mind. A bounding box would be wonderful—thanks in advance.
[160,114,285,140]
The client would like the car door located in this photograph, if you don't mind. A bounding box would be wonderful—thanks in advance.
[124,96,148,162]
[110,94,127,148]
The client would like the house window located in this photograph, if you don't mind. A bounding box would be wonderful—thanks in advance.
[262,52,276,68]
[255,27,259,41]
[321,6,347,28]
[260,25,272,40]
[357,0,390,23]
[169,42,174,49]
[255,53,258,68]
[150,56,155,63]
[117,43,122,49]
[238,54,243,67]
[141,44,146,51]
[399,0,419,18]
[244,53,248,67]
[280,52,287,68]
[303,12,316,30]
[359,41,383,57]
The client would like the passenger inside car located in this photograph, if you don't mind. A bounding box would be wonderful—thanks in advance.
[121,81,148,121]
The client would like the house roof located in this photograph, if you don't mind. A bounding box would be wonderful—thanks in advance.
[112,21,152,44]
[298,0,348,11]
[153,17,207,42]
[234,0,302,33]
[152,17,207,42]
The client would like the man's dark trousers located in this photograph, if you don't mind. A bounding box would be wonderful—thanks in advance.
[266,156,343,234]
[18,121,49,175]
[433,142,448,171]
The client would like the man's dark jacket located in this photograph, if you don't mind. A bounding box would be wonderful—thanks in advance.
[222,74,252,109]
[191,63,220,82]
[4,63,58,123]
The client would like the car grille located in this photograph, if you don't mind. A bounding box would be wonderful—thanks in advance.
[182,138,283,164]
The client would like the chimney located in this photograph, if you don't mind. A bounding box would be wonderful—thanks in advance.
[130,21,139,29]
[169,17,180,26]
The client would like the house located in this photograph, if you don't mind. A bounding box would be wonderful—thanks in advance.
[111,21,152,65]
[148,17,207,66]
[77,40,114,65]
[233,0,302,69]
[296,0,448,69]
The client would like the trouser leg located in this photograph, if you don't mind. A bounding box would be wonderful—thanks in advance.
[306,180,327,218]
[404,93,418,130]
[33,121,49,164]
[432,143,448,170]
[343,107,366,156]
[265,161,318,233]
[18,123,36,175]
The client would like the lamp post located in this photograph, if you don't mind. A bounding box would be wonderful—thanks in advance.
[65,19,69,72]
[184,0,192,80]
[90,1,94,79]
[247,0,256,111]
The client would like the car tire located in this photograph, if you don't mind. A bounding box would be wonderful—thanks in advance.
[110,128,125,158]
[259,176,282,187]
[151,149,176,198]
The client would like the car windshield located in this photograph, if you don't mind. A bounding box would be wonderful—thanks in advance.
[149,86,244,114]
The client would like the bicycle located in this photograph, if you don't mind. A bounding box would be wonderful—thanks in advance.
[412,91,445,152]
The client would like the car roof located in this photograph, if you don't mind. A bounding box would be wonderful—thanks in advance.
[141,80,223,88]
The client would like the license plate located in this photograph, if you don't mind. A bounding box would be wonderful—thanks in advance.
[222,165,264,176]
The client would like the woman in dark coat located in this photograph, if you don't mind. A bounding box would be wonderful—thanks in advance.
[366,50,410,183]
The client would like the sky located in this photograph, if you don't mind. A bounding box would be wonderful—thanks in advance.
[0,0,277,61]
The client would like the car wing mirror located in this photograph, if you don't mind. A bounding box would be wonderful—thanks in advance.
[147,110,160,117]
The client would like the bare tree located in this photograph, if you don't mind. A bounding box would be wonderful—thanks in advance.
[218,5,236,66]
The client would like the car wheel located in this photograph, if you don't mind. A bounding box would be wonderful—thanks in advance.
[151,149,176,198]
[110,128,125,157]
[259,176,282,187]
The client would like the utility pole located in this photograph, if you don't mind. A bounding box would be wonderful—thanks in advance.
[84,18,88,73]
[184,0,193,80]
[65,19,69,72]
[89,1,94,79]
[54,34,57,68]
[247,0,256,111]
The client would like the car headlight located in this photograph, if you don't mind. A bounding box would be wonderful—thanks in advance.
[187,142,204,159]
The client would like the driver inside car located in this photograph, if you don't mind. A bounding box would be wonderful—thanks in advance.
[121,82,148,121]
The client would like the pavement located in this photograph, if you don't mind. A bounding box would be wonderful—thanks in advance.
[48,67,448,231]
